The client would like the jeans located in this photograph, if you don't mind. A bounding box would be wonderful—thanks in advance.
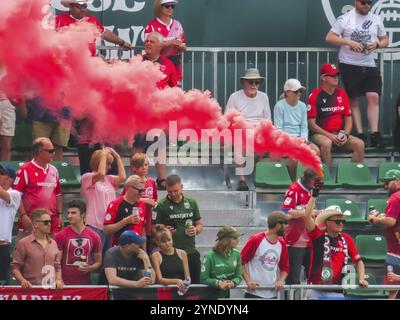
[0,244,10,285]
[87,225,112,257]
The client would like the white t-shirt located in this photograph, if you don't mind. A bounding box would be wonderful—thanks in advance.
[225,90,271,123]
[0,189,21,243]
[331,8,386,67]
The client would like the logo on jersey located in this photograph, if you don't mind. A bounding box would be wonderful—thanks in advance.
[284,197,292,205]
[307,104,312,111]
[105,213,112,221]
[66,237,91,266]
[259,249,279,271]
[322,0,400,59]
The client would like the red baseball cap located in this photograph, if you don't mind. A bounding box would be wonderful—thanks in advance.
[320,63,340,76]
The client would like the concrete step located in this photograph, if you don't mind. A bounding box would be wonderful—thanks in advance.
[201,208,260,227]
[196,226,265,246]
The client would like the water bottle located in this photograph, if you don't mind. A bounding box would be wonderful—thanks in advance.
[337,130,345,139]
[369,206,378,215]
[144,266,152,278]
[177,277,191,296]
[387,265,394,274]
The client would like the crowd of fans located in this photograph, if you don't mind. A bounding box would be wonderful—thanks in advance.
[0,0,399,300]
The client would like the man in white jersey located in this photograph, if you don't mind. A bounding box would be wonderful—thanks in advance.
[225,68,271,191]
[241,211,290,299]
[326,0,388,148]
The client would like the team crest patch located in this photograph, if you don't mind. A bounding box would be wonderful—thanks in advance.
[284,197,292,205]
[105,214,112,221]
[307,104,312,111]
[184,202,190,209]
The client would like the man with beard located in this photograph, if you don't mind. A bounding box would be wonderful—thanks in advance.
[369,169,400,299]
[325,0,388,148]
[241,211,290,299]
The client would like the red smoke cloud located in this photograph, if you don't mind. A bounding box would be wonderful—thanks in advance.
[0,0,322,176]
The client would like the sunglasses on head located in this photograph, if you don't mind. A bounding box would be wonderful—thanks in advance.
[162,4,176,9]
[36,220,52,226]
[248,80,261,85]
[328,219,346,225]
[358,0,373,5]
[42,148,55,154]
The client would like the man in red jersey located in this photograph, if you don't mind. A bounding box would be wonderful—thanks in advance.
[369,169,400,299]
[14,137,63,237]
[304,182,368,299]
[307,63,364,167]
[103,175,147,247]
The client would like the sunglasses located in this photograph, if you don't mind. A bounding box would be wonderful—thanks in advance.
[0,170,7,176]
[162,4,176,9]
[73,3,88,9]
[41,148,55,154]
[278,221,289,226]
[36,220,52,226]
[358,0,373,5]
[328,219,346,225]
[130,185,145,193]
[248,80,261,85]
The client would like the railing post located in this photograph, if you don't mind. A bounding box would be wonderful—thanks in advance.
[212,50,218,100]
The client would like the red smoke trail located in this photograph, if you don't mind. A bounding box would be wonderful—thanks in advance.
[0,0,322,176]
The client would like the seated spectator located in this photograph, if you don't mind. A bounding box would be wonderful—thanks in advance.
[103,175,147,247]
[144,0,187,84]
[152,174,204,284]
[54,199,102,285]
[130,153,158,255]
[200,226,243,299]
[307,63,365,167]
[394,94,400,150]
[151,224,190,294]
[0,165,21,285]
[274,79,320,180]
[81,147,126,255]
[304,182,368,299]
[241,211,290,299]
[104,230,154,299]
[12,208,63,289]
[225,68,271,191]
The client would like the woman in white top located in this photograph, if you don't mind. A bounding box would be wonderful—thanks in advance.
[81,147,126,253]
[274,79,320,180]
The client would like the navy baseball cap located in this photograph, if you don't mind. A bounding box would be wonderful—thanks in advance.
[0,164,16,180]
[119,230,146,246]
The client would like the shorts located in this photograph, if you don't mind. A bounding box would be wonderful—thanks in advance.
[32,121,71,147]
[384,254,400,285]
[339,63,382,98]
[0,99,16,137]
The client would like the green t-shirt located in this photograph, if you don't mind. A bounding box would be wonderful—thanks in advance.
[200,248,243,299]
[152,195,201,254]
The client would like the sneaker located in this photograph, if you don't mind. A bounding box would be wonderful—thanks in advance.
[237,180,249,191]
[156,178,166,190]
[356,133,367,145]
[370,131,385,149]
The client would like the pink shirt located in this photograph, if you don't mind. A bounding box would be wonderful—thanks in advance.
[14,160,62,232]
[54,226,102,285]
[12,233,60,285]
[385,189,400,256]
[81,173,118,230]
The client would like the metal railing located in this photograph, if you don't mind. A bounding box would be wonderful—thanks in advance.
[98,46,400,136]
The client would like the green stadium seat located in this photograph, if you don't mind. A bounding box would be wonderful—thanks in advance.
[12,123,32,150]
[336,163,379,188]
[365,199,388,220]
[52,161,80,187]
[296,163,341,188]
[325,198,365,222]
[254,161,292,188]
[355,235,387,262]
[378,162,400,183]
[345,273,388,298]
[0,161,25,171]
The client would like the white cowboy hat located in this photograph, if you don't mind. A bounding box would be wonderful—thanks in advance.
[315,205,351,229]
[60,0,93,7]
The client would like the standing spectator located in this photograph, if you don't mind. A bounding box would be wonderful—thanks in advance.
[54,199,102,285]
[152,174,204,283]
[394,94,400,150]
[201,226,243,299]
[304,183,368,299]
[56,0,132,174]
[369,169,400,299]
[130,153,157,255]
[104,230,155,299]
[151,224,190,293]
[307,63,365,168]
[103,175,147,247]
[0,62,27,161]
[0,165,20,284]
[81,147,126,254]
[274,79,320,180]
[14,137,63,237]
[144,0,187,84]
[241,211,290,299]
[326,0,388,148]
[132,32,178,191]
[225,68,271,191]
[12,208,63,289]
[281,168,317,287]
